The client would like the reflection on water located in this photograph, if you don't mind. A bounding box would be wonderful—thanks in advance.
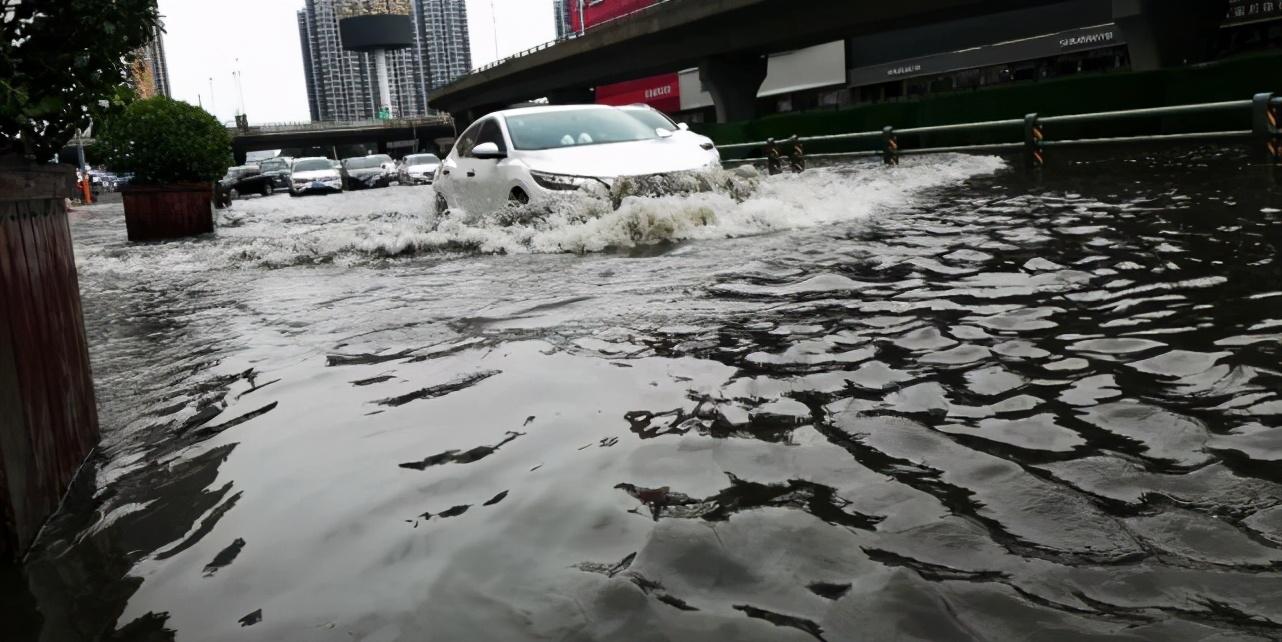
[5,147,1282,641]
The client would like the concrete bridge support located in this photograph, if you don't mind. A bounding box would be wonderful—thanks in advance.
[1113,0,1229,71]
[700,53,768,123]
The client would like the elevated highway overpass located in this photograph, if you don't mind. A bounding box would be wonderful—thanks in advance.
[227,116,456,163]
[428,0,1226,125]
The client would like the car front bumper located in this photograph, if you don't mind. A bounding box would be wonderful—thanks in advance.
[292,179,342,194]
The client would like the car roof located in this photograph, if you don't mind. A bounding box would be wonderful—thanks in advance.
[293,157,329,163]
[489,103,614,118]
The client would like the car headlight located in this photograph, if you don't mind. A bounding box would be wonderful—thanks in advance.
[531,170,610,191]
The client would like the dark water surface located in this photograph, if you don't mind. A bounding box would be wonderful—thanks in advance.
[5,147,1282,641]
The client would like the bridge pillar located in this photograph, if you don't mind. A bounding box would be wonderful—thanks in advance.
[232,147,248,166]
[1113,0,1227,71]
[377,140,389,155]
[547,87,594,106]
[699,53,768,124]
[450,104,503,133]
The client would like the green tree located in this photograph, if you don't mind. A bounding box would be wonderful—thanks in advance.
[97,97,231,185]
[1,0,161,162]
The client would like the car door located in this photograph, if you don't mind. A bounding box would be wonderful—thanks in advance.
[465,118,510,213]
[443,121,482,212]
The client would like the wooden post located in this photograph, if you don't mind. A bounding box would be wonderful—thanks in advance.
[0,161,100,561]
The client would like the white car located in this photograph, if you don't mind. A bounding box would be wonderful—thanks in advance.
[398,153,441,185]
[619,104,718,151]
[289,157,343,197]
[433,104,720,216]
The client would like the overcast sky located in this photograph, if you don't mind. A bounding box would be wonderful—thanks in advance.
[156,0,555,125]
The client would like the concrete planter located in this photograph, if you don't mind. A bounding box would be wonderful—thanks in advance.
[0,159,100,562]
[122,182,214,241]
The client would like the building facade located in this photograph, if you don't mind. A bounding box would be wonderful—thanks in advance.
[553,0,574,39]
[416,0,472,92]
[672,0,1282,123]
[131,23,171,99]
[297,0,472,121]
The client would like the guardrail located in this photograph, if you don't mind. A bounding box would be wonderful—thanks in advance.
[719,93,1282,169]
[469,0,676,75]
[228,116,453,135]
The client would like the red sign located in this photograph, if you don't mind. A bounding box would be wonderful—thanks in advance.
[595,73,682,113]
[568,0,659,31]
[568,2,677,112]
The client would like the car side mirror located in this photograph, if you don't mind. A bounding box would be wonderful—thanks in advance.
[656,127,675,138]
[472,142,506,160]
[677,122,690,131]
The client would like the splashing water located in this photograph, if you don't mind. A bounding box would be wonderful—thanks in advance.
[71,154,1005,271]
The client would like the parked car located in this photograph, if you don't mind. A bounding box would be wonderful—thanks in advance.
[289,157,343,197]
[433,104,722,216]
[341,156,391,190]
[397,153,441,185]
[216,165,276,207]
[258,157,294,189]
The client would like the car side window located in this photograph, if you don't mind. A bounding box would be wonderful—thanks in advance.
[455,122,482,157]
[475,119,508,153]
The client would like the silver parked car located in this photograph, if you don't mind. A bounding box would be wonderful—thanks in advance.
[397,153,441,185]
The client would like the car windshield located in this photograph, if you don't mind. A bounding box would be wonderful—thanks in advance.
[293,159,332,172]
[405,154,439,165]
[624,109,677,132]
[369,155,392,164]
[345,157,382,170]
[260,160,288,171]
[504,109,660,151]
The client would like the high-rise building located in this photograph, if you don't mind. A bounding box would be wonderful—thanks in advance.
[415,0,472,92]
[131,23,171,99]
[297,0,472,121]
[297,10,321,121]
[553,0,575,39]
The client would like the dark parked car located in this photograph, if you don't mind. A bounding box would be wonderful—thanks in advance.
[341,156,391,190]
[215,165,276,208]
[258,157,293,189]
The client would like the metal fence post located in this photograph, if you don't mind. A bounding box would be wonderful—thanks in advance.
[765,138,783,175]
[882,126,898,166]
[1253,93,1280,164]
[787,135,805,173]
[1024,113,1045,169]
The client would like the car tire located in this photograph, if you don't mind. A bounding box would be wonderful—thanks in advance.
[435,193,449,216]
[509,188,529,205]
[290,190,300,198]
[262,184,273,197]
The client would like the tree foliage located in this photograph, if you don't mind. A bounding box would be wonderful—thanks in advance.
[1,0,160,162]
[97,97,231,185]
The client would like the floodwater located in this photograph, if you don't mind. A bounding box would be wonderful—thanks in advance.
[5,147,1282,641]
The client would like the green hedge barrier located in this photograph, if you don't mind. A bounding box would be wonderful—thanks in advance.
[699,51,1282,158]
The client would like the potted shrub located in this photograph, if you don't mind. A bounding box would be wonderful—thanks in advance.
[97,97,232,241]
[0,0,159,560]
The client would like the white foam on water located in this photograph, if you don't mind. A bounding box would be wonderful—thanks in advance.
[75,154,1005,271]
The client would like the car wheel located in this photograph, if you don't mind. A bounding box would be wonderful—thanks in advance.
[290,190,300,198]
[509,188,529,206]
[435,193,449,216]
[262,184,273,197]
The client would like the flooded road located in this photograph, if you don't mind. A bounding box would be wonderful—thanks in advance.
[7,147,1282,641]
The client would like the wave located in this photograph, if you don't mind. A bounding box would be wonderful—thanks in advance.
[74,154,1006,271]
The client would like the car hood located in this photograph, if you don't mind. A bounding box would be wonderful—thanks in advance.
[405,163,439,172]
[346,168,383,177]
[292,170,339,181]
[515,138,715,178]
